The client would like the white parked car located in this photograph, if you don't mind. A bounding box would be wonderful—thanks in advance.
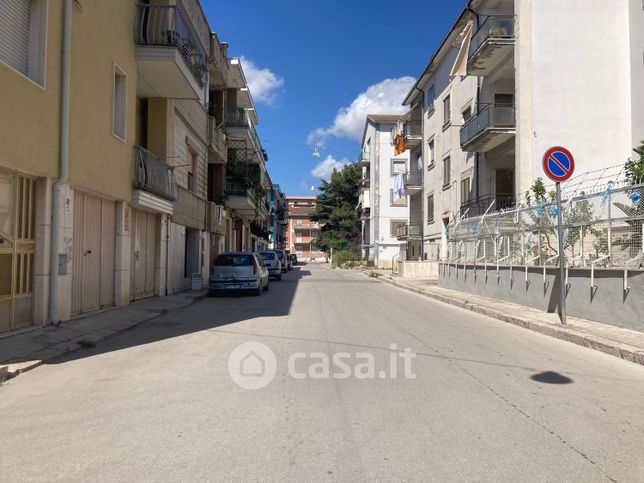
[209,252,269,296]
[259,251,283,280]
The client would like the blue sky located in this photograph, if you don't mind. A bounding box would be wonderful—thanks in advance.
[202,0,465,195]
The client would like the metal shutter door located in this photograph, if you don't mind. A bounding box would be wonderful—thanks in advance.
[0,0,31,75]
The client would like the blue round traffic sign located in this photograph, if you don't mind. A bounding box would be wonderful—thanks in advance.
[543,146,575,182]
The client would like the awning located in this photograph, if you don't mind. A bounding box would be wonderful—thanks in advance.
[449,20,474,78]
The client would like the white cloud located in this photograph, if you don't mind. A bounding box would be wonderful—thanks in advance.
[307,76,416,145]
[311,155,351,181]
[239,56,284,105]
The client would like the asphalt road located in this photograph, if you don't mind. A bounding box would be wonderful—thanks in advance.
[2,264,644,482]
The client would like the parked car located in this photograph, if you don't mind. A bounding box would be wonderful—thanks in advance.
[274,249,290,272]
[259,251,282,280]
[209,252,269,296]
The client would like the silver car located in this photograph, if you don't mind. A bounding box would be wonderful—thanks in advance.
[209,252,269,296]
[259,251,282,280]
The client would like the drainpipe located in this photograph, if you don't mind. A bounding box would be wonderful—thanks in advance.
[413,85,425,261]
[49,0,73,324]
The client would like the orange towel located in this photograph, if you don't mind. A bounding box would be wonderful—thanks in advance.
[394,134,406,155]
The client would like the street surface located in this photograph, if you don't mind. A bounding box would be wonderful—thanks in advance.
[1,264,644,482]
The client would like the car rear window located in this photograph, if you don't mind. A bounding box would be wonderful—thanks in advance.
[260,252,276,260]
[215,254,254,266]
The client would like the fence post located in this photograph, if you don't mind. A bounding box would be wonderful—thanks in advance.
[607,189,612,258]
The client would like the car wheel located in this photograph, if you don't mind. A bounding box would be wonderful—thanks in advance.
[254,285,262,296]
[276,273,282,281]
[264,281,269,291]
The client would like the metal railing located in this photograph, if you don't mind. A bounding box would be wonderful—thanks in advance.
[460,105,515,147]
[134,4,207,88]
[133,146,177,202]
[209,31,228,81]
[469,15,515,58]
[225,108,264,158]
[460,194,515,217]
[447,181,644,271]
[403,171,423,187]
[397,224,423,239]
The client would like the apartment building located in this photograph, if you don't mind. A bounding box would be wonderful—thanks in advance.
[0,0,273,334]
[399,0,644,267]
[357,115,416,269]
[286,196,325,261]
[267,183,287,250]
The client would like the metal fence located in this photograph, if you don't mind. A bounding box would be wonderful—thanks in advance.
[446,179,644,271]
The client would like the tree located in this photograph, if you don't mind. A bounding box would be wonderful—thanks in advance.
[613,141,644,257]
[310,163,362,253]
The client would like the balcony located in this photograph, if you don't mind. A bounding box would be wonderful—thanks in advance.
[208,116,227,164]
[359,208,371,221]
[132,147,177,214]
[225,177,268,219]
[358,189,371,210]
[225,108,265,163]
[460,105,515,152]
[251,221,270,241]
[359,151,370,166]
[403,121,422,148]
[460,194,515,218]
[209,32,228,88]
[134,4,208,100]
[397,224,422,241]
[468,16,515,76]
[403,172,423,194]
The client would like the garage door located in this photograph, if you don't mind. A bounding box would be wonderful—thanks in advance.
[130,209,157,301]
[71,193,116,315]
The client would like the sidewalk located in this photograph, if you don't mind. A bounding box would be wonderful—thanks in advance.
[0,290,207,379]
[363,269,644,367]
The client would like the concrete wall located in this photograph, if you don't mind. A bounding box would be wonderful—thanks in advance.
[400,261,439,279]
[516,0,641,194]
[440,263,644,332]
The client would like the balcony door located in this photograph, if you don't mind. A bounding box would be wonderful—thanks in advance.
[495,169,514,210]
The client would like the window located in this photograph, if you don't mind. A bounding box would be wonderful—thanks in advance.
[427,194,435,223]
[296,235,302,243]
[426,85,436,113]
[460,177,471,205]
[462,106,472,123]
[443,156,451,187]
[391,159,406,176]
[296,219,302,225]
[112,65,127,140]
[427,139,435,169]
[390,189,407,207]
[187,148,196,192]
[443,95,451,126]
[391,220,406,238]
[0,0,46,86]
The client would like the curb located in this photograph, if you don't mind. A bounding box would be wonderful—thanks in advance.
[0,291,208,380]
[373,274,644,367]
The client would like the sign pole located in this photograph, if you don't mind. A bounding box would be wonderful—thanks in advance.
[555,182,566,325]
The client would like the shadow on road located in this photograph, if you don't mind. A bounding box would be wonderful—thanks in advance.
[530,371,574,384]
[48,265,313,365]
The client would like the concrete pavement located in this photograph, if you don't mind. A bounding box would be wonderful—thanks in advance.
[1,264,644,481]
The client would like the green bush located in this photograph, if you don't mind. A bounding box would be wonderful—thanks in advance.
[332,249,361,268]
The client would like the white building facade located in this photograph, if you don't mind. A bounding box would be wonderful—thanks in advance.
[358,115,415,269]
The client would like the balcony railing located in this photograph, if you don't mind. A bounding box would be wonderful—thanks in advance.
[135,4,208,88]
[460,105,515,148]
[403,172,423,188]
[209,32,228,84]
[397,224,422,240]
[225,108,264,158]
[403,121,422,138]
[133,147,178,202]
[460,194,515,217]
[469,15,515,59]
[208,116,227,160]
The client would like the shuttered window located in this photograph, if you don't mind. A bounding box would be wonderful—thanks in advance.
[0,0,31,76]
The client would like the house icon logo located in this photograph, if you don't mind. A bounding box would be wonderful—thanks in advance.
[228,341,277,390]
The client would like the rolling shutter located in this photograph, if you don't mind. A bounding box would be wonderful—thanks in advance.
[0,0,31,75]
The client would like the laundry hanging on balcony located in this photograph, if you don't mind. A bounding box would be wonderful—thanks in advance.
[393,120,406,155]
[450,20,474,78]
[393,172,406,200]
